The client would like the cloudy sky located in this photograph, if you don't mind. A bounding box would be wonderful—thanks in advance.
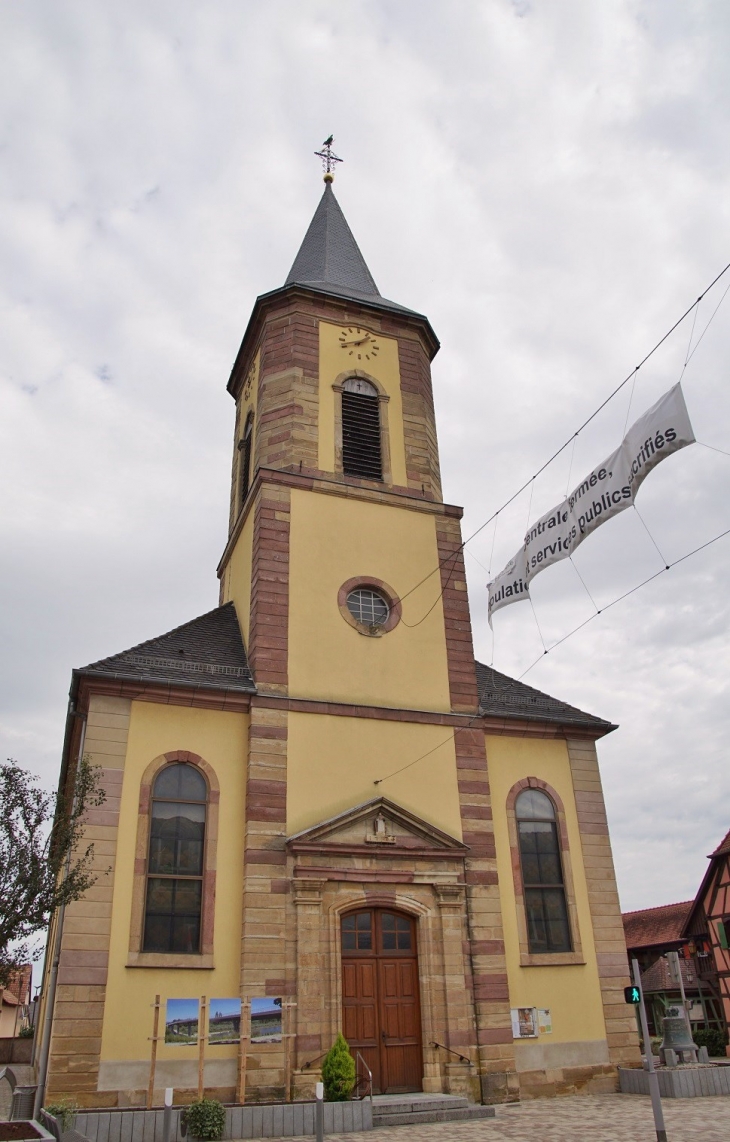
[1,0,729,917]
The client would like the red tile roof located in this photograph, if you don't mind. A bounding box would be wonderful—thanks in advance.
[2,964,32,1005]
[711,828,730,857]
[623,901,693,950]
[640,954,697,994]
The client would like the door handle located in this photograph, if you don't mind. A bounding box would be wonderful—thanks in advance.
[381,1030,387,1042]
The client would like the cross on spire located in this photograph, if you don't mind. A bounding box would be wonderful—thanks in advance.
[314,135,343,183]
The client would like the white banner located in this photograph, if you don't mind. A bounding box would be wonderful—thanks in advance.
[487,383,695,625]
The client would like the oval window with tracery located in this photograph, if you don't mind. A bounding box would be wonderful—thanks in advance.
[346,587,389,628]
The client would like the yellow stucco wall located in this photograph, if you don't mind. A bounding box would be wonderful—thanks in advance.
[222,507,255,642]
[318,320,407,486]
[287,711,462,839]
[220,348,259,635]
[288,488,451,710]
[488,735,607,1045]
[100,702,248,1065]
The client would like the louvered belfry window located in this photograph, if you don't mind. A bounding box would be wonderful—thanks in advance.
[342,378,382,480]
[239,411,254,506]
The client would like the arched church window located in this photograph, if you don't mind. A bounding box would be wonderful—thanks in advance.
[239,411,254,507]
[143,763,207,954]
[515,788,571,954]
[342,377,382,480]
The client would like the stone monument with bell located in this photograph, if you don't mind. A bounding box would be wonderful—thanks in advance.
[658,952,699,1066]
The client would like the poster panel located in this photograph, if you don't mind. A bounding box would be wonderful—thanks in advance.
[251,997,282,1043]
[510,1007,538,1038]
[537,1008,552,1034]
[164,998,199,1045]
[209,998,242,1045]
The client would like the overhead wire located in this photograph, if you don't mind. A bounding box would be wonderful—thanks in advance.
[373,522,730,786]
[517,524,730,682]
[391,259,730,622]
[370,260,730,787]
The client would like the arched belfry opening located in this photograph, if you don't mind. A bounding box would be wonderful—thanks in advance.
[341,377,383,480]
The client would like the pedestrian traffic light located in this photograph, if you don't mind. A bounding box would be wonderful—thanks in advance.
[624,985,641,1004]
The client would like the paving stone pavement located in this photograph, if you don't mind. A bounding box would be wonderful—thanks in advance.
[311,1093,730,1142]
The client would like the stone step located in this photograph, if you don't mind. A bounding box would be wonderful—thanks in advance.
[373,1106,496,1127]
[373,1097,470,1115]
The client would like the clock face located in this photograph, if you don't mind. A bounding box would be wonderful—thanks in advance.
[338,326,380,362]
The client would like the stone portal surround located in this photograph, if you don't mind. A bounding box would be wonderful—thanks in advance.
[289,872,479,1102]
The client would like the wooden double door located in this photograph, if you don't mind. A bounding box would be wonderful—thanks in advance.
[341,909,423,1094]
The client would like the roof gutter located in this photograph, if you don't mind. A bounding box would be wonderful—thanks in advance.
[33,689,86,1117]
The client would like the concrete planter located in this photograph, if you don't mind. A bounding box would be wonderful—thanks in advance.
[619,1064,730,1098]
[73,1100,372,1142]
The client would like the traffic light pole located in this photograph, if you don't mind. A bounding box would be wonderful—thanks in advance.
[632,957,667,1142]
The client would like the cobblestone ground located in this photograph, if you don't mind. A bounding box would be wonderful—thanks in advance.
[319,1093,730,1142]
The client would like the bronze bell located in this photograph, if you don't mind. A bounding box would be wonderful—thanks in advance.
[659,1015,698,1064]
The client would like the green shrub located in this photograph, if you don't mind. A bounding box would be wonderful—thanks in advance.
[181,1098,226,1141]
[694,1027,728,1058]
[18,1024,35,1038]
[44,1099,78,1132]
[321,1033,356,1102]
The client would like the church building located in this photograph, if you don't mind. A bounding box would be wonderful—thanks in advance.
[38,169,640,1108]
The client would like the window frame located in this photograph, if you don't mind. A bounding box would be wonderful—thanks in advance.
[332,370,392,486]
[338,576,402,637]
[515,789,572,955]
[506,778,585,967]
[128,750,219,970]
[142,763,208,956]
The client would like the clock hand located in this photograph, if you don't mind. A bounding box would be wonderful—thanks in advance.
[340,335,371,347]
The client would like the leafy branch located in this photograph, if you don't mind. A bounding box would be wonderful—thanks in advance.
[0,756,106,988]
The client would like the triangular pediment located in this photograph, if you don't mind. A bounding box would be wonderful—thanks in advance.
[287,797,467,855]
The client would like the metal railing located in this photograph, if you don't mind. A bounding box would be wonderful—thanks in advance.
[353,1052,373,1104]
[430,1040,471,1064]
[301,1050,329,1071]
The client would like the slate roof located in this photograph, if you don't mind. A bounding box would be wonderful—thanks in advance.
[284,182,420,317]
[623,901,694,951]
[79,602,255,692]
[78,607,613,725]
[475,662,615,731]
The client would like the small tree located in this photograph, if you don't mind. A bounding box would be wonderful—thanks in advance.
[181,1098,226,1141]
[0,757,106,988]
[321,1033,356,1101]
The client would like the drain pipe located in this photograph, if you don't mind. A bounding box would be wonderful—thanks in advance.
[462,855,485,1102]
[33,703,87,1119]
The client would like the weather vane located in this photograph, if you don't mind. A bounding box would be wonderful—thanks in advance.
[314,135,343,183]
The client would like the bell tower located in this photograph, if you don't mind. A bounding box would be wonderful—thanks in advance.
[216,163,514,1100]
[217,175,473,710]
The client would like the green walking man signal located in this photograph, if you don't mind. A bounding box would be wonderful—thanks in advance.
[624,985,641,1004]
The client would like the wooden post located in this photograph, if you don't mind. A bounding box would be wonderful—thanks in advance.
[236,999,250,1105]
[147,994,161,1109]
[198,996,207,1100]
